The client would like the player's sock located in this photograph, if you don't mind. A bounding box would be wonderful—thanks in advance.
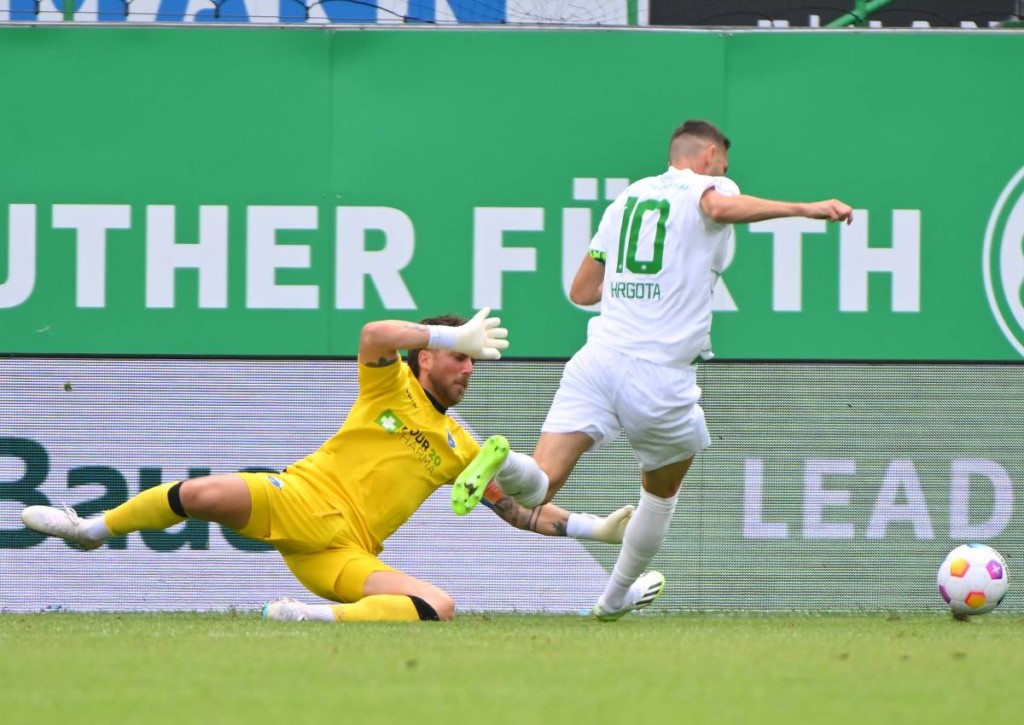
[333,595,439,622]
[80,514,113,542]
[103,482,187,536]
[262,597,335,622]
[302,604,336,622]
[495,451,549,508]
[597,488,677,612]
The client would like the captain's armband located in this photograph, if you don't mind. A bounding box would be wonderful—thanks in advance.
[588,249,607,265]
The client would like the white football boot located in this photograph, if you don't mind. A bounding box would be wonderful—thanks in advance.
[262,597,311,621]
[21,504,106,551]
[591,571,666,622]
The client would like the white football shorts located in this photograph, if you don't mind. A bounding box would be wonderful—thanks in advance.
[542,342,711,471]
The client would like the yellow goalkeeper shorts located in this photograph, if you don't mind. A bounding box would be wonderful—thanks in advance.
[237,471,398,603]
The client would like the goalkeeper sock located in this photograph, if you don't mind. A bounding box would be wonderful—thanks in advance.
[299,604,336,622]
[80,515,112,542]
[495,451,549,508]
[598,488,677,612]
[331,595,439,622]
[103,482,187,536]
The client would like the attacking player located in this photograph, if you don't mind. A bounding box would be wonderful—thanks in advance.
[452,119,854,621]
[21,309,632,622]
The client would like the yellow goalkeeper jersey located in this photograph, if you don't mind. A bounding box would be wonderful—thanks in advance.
[285,359,481,555]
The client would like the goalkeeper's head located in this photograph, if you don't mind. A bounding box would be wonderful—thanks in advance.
[407,313,472,408]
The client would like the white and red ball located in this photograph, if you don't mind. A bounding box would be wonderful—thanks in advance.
[937,544,1008,616]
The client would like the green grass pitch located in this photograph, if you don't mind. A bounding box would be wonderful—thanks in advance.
[2,612,1024,724]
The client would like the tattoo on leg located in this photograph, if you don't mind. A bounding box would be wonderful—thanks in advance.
[553,520,567,537]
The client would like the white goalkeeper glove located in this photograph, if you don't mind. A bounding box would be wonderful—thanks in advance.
[427,307,509,360]
[566,505,635,544]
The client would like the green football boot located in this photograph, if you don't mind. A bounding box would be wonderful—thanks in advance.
[451,435,510,516]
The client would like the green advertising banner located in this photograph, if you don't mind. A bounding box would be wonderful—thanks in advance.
[1,27,1022,360]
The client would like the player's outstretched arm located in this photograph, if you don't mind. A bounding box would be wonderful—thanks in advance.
[358,308,510,366]
[481,482,632,543]
[359,319,431,366]
[701,189,853,225]
[800,199,855,224]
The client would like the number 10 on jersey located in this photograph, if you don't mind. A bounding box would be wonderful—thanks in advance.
[616,197,669,275]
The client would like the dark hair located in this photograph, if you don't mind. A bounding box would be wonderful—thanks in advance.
[406,314,467,377]
[669,119,731,151]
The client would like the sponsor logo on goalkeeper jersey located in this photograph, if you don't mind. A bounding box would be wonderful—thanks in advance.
[373,410,442,472]
[983,166,1024,358]
[375,409,403,434]
[399,428,443,474]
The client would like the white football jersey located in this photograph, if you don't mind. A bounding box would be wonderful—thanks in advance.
[586,166,740,367]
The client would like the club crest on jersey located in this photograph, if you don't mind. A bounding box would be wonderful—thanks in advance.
[374,409,404,434]
[447,430,456,448]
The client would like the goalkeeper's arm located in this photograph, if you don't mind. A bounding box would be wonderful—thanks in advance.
[481,482,632,543]
[358,307,509,366]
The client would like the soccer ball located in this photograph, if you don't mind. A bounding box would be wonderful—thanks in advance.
[937,544,1008,616]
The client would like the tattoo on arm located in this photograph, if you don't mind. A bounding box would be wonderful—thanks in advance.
[486,486,566,537]
[491,494,520,525]
[526,505,544,533]
[364,354,399,368]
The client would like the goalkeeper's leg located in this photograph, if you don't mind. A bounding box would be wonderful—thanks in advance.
[452,433,589,515]
[266,551,453,622]
[452,435,511,515]
[22,474,253,549]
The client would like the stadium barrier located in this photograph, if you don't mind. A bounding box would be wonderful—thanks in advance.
[2,358,1021,612]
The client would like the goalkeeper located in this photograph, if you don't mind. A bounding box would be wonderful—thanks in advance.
[22,309,631,623]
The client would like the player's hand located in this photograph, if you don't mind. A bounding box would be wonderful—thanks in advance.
[453,307,510,360]
[591,504,635,544]
[807,199,854,225]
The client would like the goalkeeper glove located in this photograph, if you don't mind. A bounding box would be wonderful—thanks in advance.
[427,307,509,360]
[567,505,634,544]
